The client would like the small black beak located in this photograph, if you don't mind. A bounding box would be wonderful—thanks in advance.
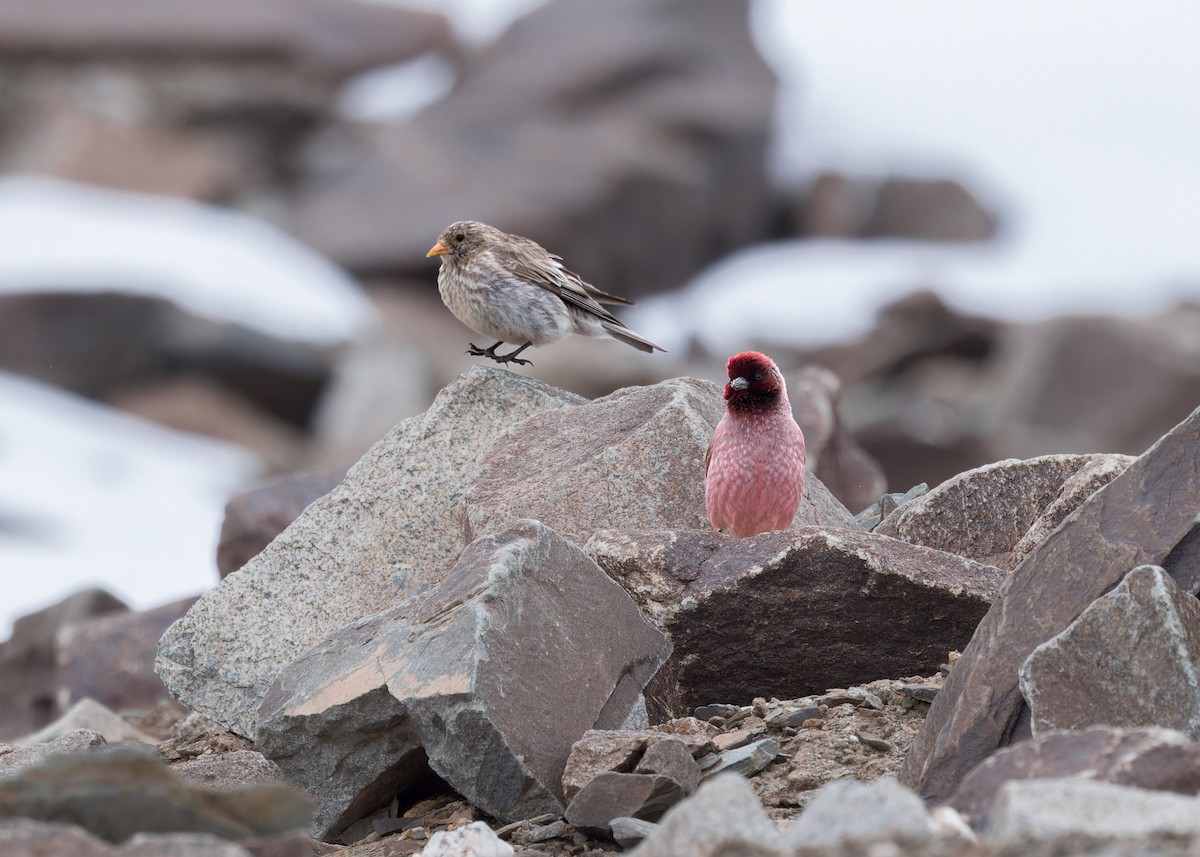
[730,377,749,392]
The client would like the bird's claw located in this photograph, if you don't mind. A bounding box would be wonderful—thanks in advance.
[466,341,532,366]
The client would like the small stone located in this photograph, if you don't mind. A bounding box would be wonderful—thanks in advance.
[692,705,739,721]
[634,739,701,795]
[417,821,511,856]
[783,777,936,849]
[898,684,939,704]
[855,731,893,752]
[610,816,658,848]
[700,738,780,780]
[712,727,762,753]
[847,688,884,710]
[765,706,822,729]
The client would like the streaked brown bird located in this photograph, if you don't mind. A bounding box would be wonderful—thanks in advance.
[427,220,666,365]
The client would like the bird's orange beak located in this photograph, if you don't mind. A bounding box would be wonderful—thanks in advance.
[426,240,449,258]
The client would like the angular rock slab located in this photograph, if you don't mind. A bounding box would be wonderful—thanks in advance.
[877,453,1132,569]
[565,772,685,838]
[946,726,1200,825]
[462,378,855,550]
[256,520,670,840]
[1020,565,1200,737]
[157,367,583,738]
[900,406,1200,802]
[587,527,1005,714]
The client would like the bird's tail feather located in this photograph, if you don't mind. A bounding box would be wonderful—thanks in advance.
[603,321,667,353]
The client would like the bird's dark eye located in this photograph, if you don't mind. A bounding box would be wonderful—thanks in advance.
[454,233,465,242]
[754,372,764,382]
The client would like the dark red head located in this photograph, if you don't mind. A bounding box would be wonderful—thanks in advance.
[723,351,786,413]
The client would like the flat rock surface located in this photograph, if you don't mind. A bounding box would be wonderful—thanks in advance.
[587,527,1004,713]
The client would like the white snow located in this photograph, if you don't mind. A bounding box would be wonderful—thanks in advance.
[0,176,378,345]
[631,0,1200,353]
[0,371,261,637]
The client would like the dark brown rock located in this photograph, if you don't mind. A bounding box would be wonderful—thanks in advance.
[0,0,451,80]
[1020,565,1200,737]
[288,0,775,298]
[0,745,310,844]
[0,589,127,741]
[217,469,348,578]
[58,597,197,712]
[795,172,998,243]
[877,453,1131,569]
[463,378,855,551]
[945,726,1200,825]
[256,520,670,839]
[565,772,685,839]
[899,406,1200,802]
[0,292,330,429]
[586,526,1004,715]
[787,365,887,514]
[865,177,997,242]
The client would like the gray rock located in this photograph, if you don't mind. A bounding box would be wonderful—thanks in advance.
[587,527,1004,714]
[700,739,778,780]
[1008,454,1134,568]
[982,778,1200,844]
[463,378,855,551]
[0,745,310,844]
[900,407,1200,802]
[857,483,928,532]
[783,777,935,849]
[877,453,1130,569]
[17,699,154,746]
[635,738,701,795]
[255,520,669,839]
[170,750,286,790]
[216,469,347,579]
[1020,565,1200,737]
[561,726,715,802]
[946,726,1200,826]
[0,730,105,779]
[627,773,785,857]
[565,772,685,838]
[610,816,658,848]
[157,367,583,738]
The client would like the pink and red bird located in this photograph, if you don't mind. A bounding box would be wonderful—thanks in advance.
[705,351,807,538]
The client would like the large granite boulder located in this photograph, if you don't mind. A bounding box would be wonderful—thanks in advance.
[157,367,583,738]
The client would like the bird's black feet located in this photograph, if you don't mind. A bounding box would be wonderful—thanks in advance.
[467,341,534,366]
